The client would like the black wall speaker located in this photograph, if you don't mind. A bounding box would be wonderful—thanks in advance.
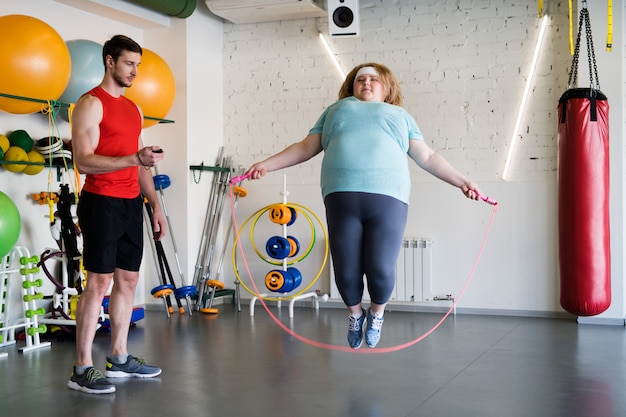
[328,0,360,37]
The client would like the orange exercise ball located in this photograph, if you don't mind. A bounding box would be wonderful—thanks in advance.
[0,15,71,114]
[124,48,176,128]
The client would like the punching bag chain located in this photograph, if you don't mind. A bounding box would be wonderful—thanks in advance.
[567,5,600,91]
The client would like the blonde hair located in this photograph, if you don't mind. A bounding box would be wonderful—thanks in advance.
[338,62,403,106]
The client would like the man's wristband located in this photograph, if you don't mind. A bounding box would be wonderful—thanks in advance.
[136,151,149,167]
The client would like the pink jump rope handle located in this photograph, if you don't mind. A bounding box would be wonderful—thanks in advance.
[230,172,252,184]
[478,194,498,206]
[470,190,497,206]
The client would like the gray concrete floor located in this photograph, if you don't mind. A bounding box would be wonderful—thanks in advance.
[1,304,626,417]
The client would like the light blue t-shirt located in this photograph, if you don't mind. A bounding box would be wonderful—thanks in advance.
[309,96,424,204]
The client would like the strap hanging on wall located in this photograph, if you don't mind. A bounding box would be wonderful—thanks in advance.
[606,0,613,52]
[568,0,574,54]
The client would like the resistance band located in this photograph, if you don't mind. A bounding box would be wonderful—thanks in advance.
[42,100,81,222]
[229,176,498,353]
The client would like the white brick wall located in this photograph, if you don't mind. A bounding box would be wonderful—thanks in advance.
[221,0,570,182]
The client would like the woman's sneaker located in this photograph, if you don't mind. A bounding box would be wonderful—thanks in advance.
[347,308,366,349]
[68,366,116,394]
[365,309,384,348]
[105,355,162,378]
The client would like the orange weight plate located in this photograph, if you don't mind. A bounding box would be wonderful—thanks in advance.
[206,279,225,290]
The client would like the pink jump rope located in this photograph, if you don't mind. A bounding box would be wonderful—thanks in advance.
[229,172,498,352]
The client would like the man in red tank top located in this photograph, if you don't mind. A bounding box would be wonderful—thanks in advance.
[68,35,166,395]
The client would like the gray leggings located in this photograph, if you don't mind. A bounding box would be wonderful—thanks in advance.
[324,192,408,306]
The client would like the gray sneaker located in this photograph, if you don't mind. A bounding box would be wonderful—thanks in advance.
[365,309,384,348]
[105,355,162,378]
[347,308,366,349]
[68,366,116,394]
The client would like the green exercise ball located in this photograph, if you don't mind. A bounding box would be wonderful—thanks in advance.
[0,191,21,258]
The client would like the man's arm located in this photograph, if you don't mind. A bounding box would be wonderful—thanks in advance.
[71,94,142,174]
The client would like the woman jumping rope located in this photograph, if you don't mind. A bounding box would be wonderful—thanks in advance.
[246,62,483,349]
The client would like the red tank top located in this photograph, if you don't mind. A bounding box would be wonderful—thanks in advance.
[81,87,142,198]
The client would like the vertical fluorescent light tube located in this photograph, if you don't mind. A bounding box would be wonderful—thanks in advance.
[319,32,346,79]
[502,14,549,180]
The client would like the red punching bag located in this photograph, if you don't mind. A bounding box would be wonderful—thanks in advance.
[558,88,610,316]
[557,7,610,316]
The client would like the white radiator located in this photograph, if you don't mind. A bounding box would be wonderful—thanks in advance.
[329,238,433,303]
[393,238,433,302]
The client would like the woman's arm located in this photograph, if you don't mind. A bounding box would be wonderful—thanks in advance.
[408,139,482,199]
[246,133,323,180]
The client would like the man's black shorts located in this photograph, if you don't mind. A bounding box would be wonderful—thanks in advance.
[77,190,144,274]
